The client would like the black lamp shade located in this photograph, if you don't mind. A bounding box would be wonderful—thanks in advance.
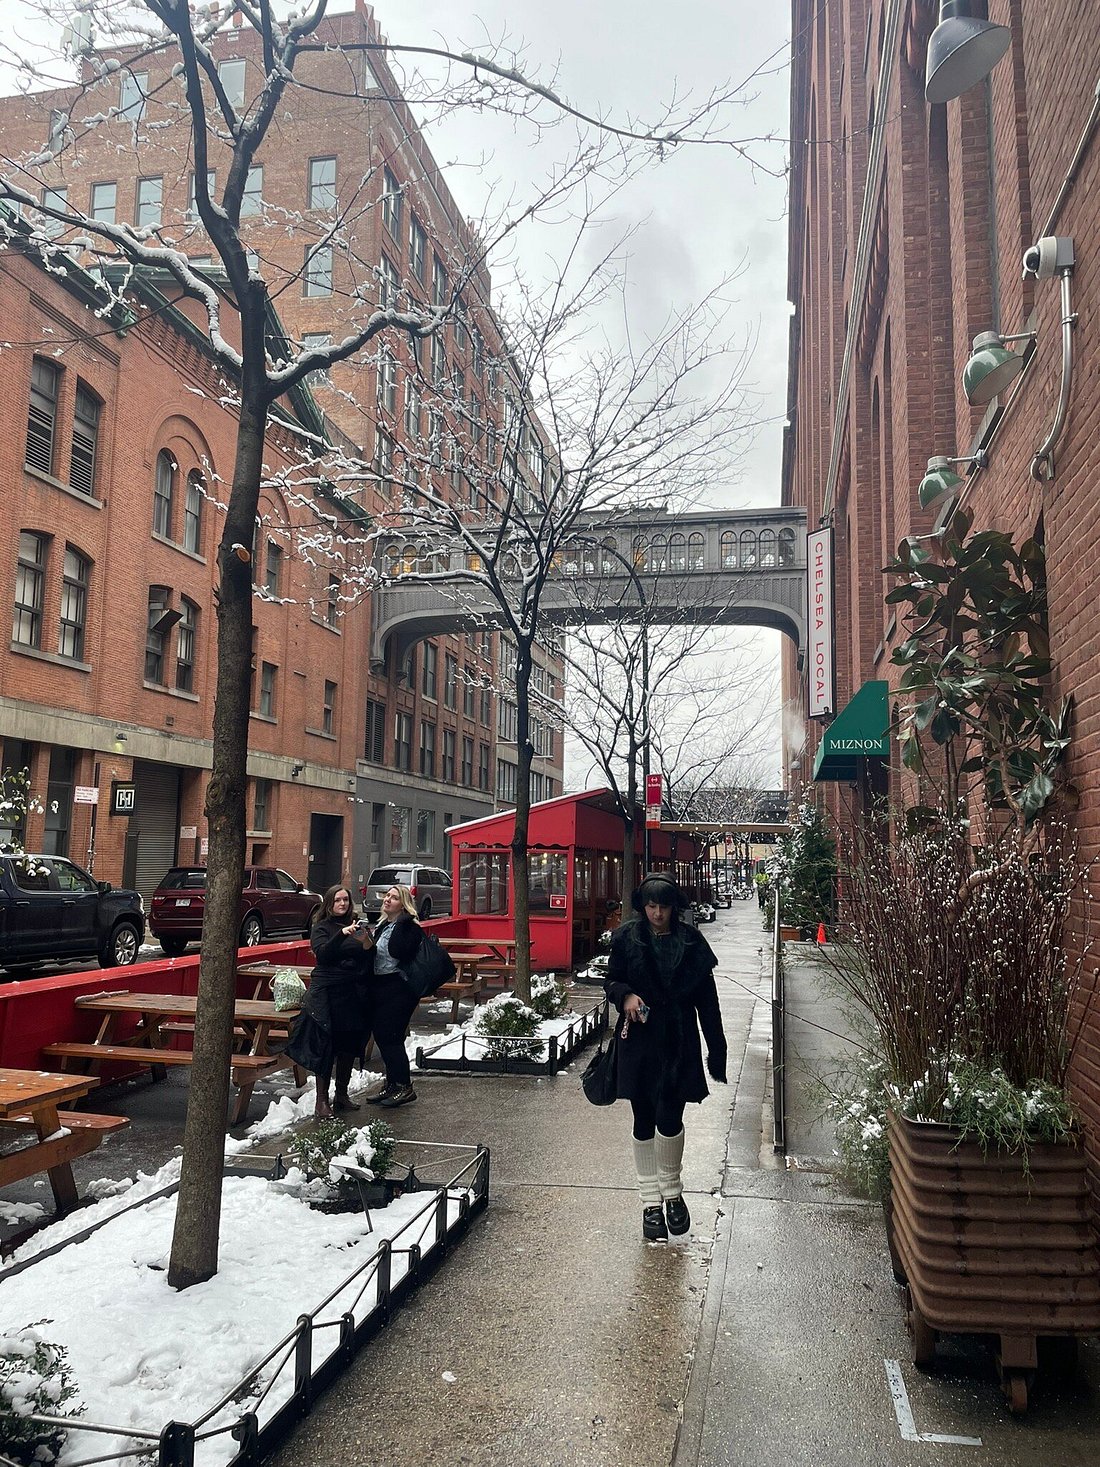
[925,3,1012,105]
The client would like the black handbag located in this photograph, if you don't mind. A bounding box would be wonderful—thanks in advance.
[399,929,457,999]
[581,1031,618,1106]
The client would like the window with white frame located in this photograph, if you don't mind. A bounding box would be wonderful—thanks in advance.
[409,215,426,284]
[187,170,215,221]
[381,166,402,240]
[240,165,263,216]
[90,181,116,224]
[183,471,204,553]
[301,332,331,386]
[308,156,336,211]
[119,71,147,121]
[136,176,162,228]
[379,253,400,309]
[378,350,396,414]
[40,185,67,237]
[323,680,337,735]
[404,376,421,440]
[432,254,448,308]
[304,243,333,296]
[258,661,277,718]
[375,427,394,479]
[218,58,246,109]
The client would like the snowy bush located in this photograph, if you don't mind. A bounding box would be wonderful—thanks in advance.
[287,1118,395,1202]
[529,974,568,1019]
[0,1325,84,1465]
[473,994,545,1060]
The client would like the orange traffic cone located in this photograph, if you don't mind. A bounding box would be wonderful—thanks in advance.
[816,921,827,945]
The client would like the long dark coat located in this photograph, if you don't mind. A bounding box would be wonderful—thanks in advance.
[287,916,371,1072]
[603,917,727,1105]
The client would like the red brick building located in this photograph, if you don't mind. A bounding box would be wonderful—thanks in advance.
[0,222,361,897]
[0,0,564,898]
[785,1,1100,1158]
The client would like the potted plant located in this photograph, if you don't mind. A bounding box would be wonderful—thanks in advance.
[824,513,1100,1412]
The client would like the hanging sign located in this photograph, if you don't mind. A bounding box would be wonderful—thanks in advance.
[807,527,835,719]
[74,786,99,805]
[645,773,663,830]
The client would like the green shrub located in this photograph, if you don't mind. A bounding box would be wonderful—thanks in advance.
[473,994,545,1060]
[0,1326,83,1465]
[529,975,568,1019]
[288,1118,396,1197]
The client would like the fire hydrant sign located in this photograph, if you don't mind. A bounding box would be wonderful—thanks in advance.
[807,526,835,718]
[645,773,663,829]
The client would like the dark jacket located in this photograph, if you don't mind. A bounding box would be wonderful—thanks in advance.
[603,917,727,1105]
[288,916,371,1068]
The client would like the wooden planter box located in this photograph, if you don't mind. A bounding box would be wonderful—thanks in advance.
[778,924,801,943]
[887,1111,1100,1412]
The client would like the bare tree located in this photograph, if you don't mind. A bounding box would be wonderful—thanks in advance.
[0,0,774,1286]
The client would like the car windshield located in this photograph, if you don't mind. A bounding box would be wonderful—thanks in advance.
[367,867,413,885]
[158,869,208,891]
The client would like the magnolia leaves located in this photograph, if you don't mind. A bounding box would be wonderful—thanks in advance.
[885,509,1072,826]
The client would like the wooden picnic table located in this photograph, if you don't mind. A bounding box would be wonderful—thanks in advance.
[240,957,487,1024]
[42,991,299,1126]
[0,1067,128,1213]
[439,935,518,962]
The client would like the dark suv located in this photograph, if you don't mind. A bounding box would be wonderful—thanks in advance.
[150,866,322,956]
[0,853,145,971]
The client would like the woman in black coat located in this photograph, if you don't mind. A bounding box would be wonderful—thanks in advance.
[364,883,425,1109]
[604,873,727,1241]
[290,884,372,1119]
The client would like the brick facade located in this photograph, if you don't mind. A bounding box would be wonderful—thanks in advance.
[785,0,1100,1179]
[0,0,565,901]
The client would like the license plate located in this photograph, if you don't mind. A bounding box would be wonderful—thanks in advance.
[175,898,191,907]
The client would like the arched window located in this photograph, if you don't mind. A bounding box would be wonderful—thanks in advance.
[153,450,175,538]
[183,471,204,554]
[758,528,776,567]
[778,527,796,566]
[720,530,737,568]
[582,544,598,574]
[601,537,618,574]
[384,545,401,579]
[632,535,649,570]
[649,535,668,572]
[739,530,757,568]
[668,533,687,573]
[687,533,705,571]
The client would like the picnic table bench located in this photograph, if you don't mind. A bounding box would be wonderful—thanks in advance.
[0,1067,129,1213]
[240,957,489,1025]
[42,991,299,1126]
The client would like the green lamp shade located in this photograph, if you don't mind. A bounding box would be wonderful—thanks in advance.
[918,459,963,510]
[963,331,1027,404]
[925,3,1012,105]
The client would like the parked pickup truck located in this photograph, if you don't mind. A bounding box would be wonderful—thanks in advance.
[0,853,145,972]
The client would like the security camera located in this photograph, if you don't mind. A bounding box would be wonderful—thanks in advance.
[1022,236,1075,281]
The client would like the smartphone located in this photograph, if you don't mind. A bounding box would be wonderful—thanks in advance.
[636,1003,650,1023]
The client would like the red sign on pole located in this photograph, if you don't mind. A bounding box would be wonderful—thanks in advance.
[645,773,663,829]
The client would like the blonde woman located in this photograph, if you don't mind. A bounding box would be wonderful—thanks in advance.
[365,884,425,1108]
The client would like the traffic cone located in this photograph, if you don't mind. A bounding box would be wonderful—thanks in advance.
[816,921,827,945]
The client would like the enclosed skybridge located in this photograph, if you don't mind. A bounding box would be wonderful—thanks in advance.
[369,506,808,669]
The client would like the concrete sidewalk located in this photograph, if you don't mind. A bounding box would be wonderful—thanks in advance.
[5,907,1100,1464]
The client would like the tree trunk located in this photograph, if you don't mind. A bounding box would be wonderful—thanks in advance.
[510,647,535,1002]
[168,361,267,1288]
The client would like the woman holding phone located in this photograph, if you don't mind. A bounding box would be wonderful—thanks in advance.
[364,884,427,1108]
[289,883,372,1118]
[603,873,727,1241]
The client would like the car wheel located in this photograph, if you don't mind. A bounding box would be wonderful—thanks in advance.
[303,906,320,936]
[418,898,432,920]
[159,936,188,957]
[240,914,264,948]
[101,921,141,967]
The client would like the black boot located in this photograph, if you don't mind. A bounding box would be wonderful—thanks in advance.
[643,1206,668,1242]
[666,1195,691,1235]
[333,1054,360,1111]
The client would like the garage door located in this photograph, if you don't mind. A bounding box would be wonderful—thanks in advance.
[123,761,181,905]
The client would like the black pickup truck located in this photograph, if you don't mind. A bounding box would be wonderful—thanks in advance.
[0,853,145,972]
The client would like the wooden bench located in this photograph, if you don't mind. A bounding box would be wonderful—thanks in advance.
[476,962,516,990]
[0,1113,129,1192]
[423,975,488,1023]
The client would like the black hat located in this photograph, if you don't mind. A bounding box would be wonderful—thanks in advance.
[631,872,688,913]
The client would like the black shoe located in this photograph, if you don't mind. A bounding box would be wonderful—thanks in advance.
[364,1084,392,1105]
[666,1195,691,1235]
[333,1093,360,1113]
[642,1205,668,1242]
[379,1083,417,1108]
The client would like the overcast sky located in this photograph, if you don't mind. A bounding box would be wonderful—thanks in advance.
[4,0,794,787]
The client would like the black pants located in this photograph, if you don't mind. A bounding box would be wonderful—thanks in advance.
[630,1096,686,1141]
[370,974,419,1086]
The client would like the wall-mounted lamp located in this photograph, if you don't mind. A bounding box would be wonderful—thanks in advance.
[1021,237,1077,481]
[150,606,183,637]
[290,760,305,778]
[917,451,988,510]
[925,1,1011,105]
[962,329,1035,405]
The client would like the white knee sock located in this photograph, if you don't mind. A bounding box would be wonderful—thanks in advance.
[654,1128,685,1200]
[632,1136,662,1207]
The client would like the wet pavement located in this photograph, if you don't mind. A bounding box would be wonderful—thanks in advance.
[5,905,1100,1464]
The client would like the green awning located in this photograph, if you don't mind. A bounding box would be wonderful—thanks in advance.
[812,680,890,782]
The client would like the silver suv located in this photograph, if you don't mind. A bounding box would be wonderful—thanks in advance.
[362,864,453,920]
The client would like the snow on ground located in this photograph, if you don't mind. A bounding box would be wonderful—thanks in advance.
[2,1176,467,1466]
[421,996,598,1062]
